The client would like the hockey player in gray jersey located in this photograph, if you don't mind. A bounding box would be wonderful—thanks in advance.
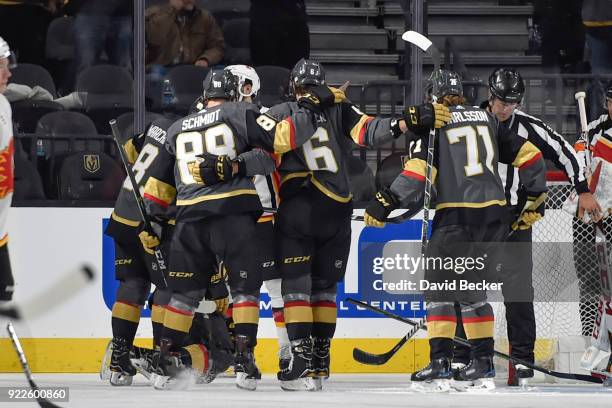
[254,58,451,391]
[102,117,175,386]
[364,71,547,391]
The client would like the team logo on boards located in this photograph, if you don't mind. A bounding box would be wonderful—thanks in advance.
[83,154,100,173]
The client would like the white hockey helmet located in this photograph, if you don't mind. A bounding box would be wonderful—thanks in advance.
[0,36,16,68]
[224,65,260,101]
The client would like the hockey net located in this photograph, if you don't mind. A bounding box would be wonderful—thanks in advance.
[493,171,605,381]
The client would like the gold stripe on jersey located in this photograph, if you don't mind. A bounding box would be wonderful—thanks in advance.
[512,141,542,168]
[403,159,438,182]
[281,172,310,184]
[0,234,7,247]
[143,177,176,206]
[435,199,506,210]
[176,189,258,206]
[111,211,140,227]
[123,139,139,165]
[349,114,373,145]
[310,176,352,203]
[273,117,296,154]
[584,20,612,27]
[111,302,141,323]
[258,214,274,223]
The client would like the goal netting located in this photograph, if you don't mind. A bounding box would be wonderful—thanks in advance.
[493,172,604,381]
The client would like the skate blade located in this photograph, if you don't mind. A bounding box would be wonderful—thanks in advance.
[313,377,324,391]
[109,371,133,386]
[280,377,318,391]
[130,358,152,381]
[455,378,495,393]
[235,372,258,391]
[99,341,113,381]
[410,379,451,393]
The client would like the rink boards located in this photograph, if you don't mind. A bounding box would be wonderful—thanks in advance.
[0,207,580,373]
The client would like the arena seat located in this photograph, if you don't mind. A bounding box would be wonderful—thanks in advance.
[10,63,58,97]
[115,111,165,144]
[56,151,124,201]
[13,155,46,200]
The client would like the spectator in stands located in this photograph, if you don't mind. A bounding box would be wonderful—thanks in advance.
[145,0,224,68]
[66,0,133,75]
[250,0,309,69]
[582,0,612,75]
[0,0,60,66]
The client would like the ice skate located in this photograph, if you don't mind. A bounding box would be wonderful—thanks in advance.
[109,337,137,386]
[452,355,496,392]
[234,335,261,391]
[99,339,113,381]
[410,357,452,392]
[278,338,317,391]
[130,346,154,381]
[508,363,534,388]
[197,346,234,384]
[150,340,196,390]
[279,344,292,371]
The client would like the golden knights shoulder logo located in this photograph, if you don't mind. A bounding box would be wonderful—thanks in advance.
[83,154,100,174]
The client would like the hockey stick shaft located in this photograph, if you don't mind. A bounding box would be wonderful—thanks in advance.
[261,206,420,224]
[6,323,63,408]
[421,128,436,255]
[0,265,94,320]
[346,298,603,383]
[109,119,168,288]
[575,91,591,172]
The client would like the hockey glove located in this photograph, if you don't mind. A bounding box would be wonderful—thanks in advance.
[188,152,234,185]
[138,230,160,255]
[402,103,451,133]
[512,192,547,231]
[364,188,400,228]
[214,297,230,314]
[298,85,346,113]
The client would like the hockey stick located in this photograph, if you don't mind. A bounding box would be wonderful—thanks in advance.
[346,298,604,383]
[401,31,440,255]
[6,322,63,408]
[353,318,426,365]
[0,265,94,320]
[575,91,591,174]
[262,206,421,224]
[109,119,168,288]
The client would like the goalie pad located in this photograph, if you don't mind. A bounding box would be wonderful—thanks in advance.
[581,298,612,373]
[564,157,612,222]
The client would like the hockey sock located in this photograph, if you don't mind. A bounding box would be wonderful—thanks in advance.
[161,297,196,348]
[264,279,290,350]
[311,292,337,339]
[182,344,209,375]
[151,304,166,347]
[232,295,259,348]
[283,294,313,341]
[461,302,494,356]
[111,301,142,342]
[426,302,457,359]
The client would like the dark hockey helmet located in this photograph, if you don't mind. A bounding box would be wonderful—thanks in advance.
[289,58,325,95]
[430,69,463,100]
[202,69,238,101]
[488,67,525,103]
[606,81,612,100]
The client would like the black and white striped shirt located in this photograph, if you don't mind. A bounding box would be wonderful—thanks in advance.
[498,109,589,206]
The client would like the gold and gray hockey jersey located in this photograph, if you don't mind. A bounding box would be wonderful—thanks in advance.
[146,101,318,222]
[391,105,546,227]
[106,117,175,243]
[262,101,402,202]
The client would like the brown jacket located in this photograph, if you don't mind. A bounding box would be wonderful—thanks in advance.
[145,5,224,67]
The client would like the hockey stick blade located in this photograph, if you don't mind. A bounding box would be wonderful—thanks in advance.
[0,265,95,320]
[353,320,425,365]
[401,30,441,71]
[6,322,64,408]
[346,298,604,384]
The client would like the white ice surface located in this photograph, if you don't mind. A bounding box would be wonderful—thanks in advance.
[1,374,612,408]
